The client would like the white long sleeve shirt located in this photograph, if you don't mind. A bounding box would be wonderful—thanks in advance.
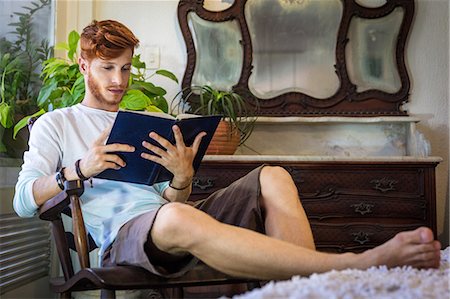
[13,104,169,257]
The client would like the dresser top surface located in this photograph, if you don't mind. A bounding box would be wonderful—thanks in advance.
[203,155,443,163]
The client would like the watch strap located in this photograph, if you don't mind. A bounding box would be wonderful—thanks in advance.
[56,167,66,190]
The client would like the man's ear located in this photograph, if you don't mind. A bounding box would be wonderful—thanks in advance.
[78,57,88,74]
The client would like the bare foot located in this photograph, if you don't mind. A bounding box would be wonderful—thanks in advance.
[361,227,441,269]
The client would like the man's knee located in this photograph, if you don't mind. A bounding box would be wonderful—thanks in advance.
[260,165,292,185]
[259,165,300,208]
[151,203,195,250]
[154,203,193,233]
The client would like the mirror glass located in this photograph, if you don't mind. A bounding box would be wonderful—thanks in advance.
[346,7,404,93]
[178,0,415,116]
[189,13,243,90]
[355,0,387,8]
[245,0,343,99]
[203,0,234,11]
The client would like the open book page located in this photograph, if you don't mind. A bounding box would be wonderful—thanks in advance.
[119,110,208,120]
[175,113,204,120]
[120,110,176,120]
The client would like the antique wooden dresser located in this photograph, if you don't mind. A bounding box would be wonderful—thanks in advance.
[190,156,441,253]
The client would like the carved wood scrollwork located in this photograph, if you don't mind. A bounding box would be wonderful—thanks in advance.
[283,166,305,184]
[351,202,375,215]
[370,177,398,193]
[193,177,215,190]
[177,0,415,116]
[352,231,373,245]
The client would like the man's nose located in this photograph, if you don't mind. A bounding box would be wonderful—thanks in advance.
[111,70,124,86]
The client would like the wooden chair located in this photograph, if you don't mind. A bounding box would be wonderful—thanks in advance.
[38,179,260,298]
[27,118,259,298]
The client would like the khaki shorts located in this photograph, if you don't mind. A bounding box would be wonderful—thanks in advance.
[102,165,265,277]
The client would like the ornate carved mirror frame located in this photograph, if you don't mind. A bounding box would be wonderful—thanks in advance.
[177,0,415,116]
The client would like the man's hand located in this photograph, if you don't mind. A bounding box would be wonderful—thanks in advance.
[77,126,136,178]
[141,125,206,187]
[32,127,136,206]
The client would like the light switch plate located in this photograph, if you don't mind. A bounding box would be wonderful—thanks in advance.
[143,45,160,69]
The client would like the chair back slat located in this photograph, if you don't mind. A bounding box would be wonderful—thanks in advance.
[70,194,90,268]
[65,232,98,252]
[51,219,75,280]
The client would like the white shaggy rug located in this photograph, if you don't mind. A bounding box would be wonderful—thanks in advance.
[232,247,450,299]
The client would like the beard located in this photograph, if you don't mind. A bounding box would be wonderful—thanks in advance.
[87,75,125,107]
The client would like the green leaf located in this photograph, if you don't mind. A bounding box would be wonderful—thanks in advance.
[68,31,80,51]
[1,53,11,67]
[68,31,80,61]
[13,108,45,138]
[155,69,178,83]
[70,75,85,94]
[131,81,166,96]
[120,89,150,110]
[132,55,146,69]
[60,91,73,108]
[144,105,164,113]
[153,96,168,113]
[37,81,57,107]
[0,102,14,128]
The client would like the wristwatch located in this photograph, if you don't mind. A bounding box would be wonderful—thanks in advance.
[56,167,66,190]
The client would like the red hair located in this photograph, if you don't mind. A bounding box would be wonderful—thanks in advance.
[80,20,139,61]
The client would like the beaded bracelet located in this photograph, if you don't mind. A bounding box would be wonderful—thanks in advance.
[75,159,90,181]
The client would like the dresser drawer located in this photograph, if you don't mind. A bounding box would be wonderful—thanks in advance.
[193,163,426,197]
[192,165,256,196]
[285,166,424,198]
[311,223,425,253]
[302,195,427,221]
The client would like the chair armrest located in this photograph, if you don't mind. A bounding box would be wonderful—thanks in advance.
[38,180,85,221]
[39,191,70,221]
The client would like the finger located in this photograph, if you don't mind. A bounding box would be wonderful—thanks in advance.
[103,143,135,153]
[94,125,113,146]
[172,125,186,148]
[191,131,207,153]
[142,141,166,157]
[103,153,128,168]
[149,132,173,151]
[141,152,164,164]
[89,154,127,174]
[101,160,124,170]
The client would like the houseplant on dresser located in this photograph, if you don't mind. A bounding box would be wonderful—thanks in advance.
[172,85,257,154]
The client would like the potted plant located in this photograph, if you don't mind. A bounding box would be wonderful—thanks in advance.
[171,85,258,154]
[0,0,52,157]
[13,29,179,140]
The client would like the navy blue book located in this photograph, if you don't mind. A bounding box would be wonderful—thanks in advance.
[96,110,221,185]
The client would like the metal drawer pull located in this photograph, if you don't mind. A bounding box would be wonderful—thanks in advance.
[352,231,372,244]
[370,177,398,193]
[193,178,214,190]
[351,202,375,215]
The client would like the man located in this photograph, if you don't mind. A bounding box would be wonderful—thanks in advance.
[14,20,441,281]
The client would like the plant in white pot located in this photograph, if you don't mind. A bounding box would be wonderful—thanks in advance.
[171,85,257,155]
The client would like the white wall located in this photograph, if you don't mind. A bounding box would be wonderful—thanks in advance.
[56,0,449,246]
[407,0,449,246]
